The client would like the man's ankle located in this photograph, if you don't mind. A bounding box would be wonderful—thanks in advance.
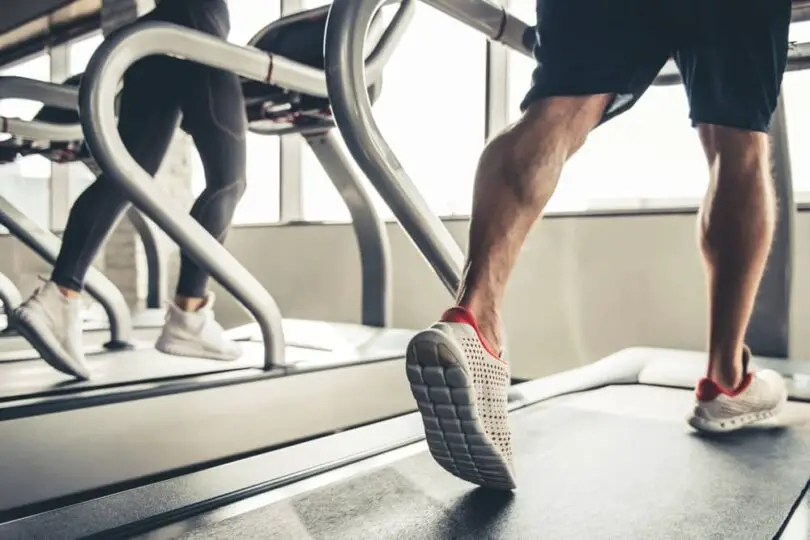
[707,367,746,392]
[444,305,502,356]
[55,284,80,300]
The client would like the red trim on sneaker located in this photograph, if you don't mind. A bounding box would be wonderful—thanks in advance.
[695,373,753,402]
[440,306,503,361]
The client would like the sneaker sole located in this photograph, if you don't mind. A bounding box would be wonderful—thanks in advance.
[687,400,786,433]
[12,310,90,380]
[406,328,516,490]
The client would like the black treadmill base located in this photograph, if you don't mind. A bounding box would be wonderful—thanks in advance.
[182,397,810,540]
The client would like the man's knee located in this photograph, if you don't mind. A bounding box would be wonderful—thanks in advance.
[512,94,611,158]
[696,123,770,172]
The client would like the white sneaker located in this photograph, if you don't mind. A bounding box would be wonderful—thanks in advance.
[406,306,515,490]
[12,280,90,380]
[688,347,787,433]
[155,293,242,361]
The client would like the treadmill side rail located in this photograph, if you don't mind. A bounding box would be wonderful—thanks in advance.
[324,0,465,297]
[304,130,392,328]
[79,23,287,368]
[0,196,134,346]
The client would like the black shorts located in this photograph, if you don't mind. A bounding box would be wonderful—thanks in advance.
[520,0,792,132]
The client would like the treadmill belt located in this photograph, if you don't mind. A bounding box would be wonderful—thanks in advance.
[181,386,810,539]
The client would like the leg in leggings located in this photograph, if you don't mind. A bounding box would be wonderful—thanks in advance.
[12,53,182,380]
[153,61,246,361]
[51,59,181,292]
[174,61,247,301]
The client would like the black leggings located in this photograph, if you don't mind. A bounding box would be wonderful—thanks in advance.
[52,0,247,298]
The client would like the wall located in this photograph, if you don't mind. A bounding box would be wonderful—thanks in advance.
[206,211,810,379]
[2,211,808,379]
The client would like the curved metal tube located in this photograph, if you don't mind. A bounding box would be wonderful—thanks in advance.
[0,195,134,346]
[325,0,464,295]
[79,22,285,367]
[304,131,392,327]
[1,117,83,141]
[0,77,79,110]
[124,209,165,309]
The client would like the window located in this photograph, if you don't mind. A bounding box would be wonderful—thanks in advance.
[59,33,105,210]
[783,22,810,202]
[300,1,488,221]
[0,54,52,230]
[189,2,282,224]
[507,0,708,212]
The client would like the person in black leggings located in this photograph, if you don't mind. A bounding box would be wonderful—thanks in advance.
[14,0,246,379]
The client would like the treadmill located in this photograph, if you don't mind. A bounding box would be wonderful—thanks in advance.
[6,0,810,537]
[0,75,166,360]
[0,2,421,518]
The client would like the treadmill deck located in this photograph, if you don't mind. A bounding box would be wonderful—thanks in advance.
[175,385,810,540]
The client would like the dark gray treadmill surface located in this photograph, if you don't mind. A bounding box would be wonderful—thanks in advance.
[181,385,810,540]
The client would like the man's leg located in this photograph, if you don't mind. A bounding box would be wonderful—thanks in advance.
[698,127,775,389]
[406,0,671,489]
[457,97,609,353]
[679,0,791,432]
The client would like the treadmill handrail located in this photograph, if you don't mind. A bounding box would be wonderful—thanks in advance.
[0,76,79,110]
[0,76,83,141]
[78,22,288,368]
[1,117,83,141]
[325,0,466,295]
[0,195,134,345]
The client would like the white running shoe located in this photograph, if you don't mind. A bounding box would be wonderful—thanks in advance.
[406,307,515,490]
[12,280,90,380]
[688,347,787,433]
[155,293,242,361]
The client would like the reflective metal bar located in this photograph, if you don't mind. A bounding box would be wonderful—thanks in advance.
[0,77,83,141]
[0,196,133,347]
[746,92,794,358]
[1,117,83,141]
[124,209,165,309]
[79,21,285,368]
[794,0,810,22]
[304,130,392,327]
[421,0,531,57]
[365,0,417,68]
[325,0,465,295]
[0,77,79,110]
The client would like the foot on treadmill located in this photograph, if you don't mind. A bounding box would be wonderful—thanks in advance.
[406,306,515,490]
[11,280,90,380]
[155,293,242,361]
[688,347,787,433]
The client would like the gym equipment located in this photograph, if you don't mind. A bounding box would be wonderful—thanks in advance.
[7,0,809,534]
[2,0,810,536]
[4,350,810,538]
[0,2,418,517]
[0,77,165,359]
